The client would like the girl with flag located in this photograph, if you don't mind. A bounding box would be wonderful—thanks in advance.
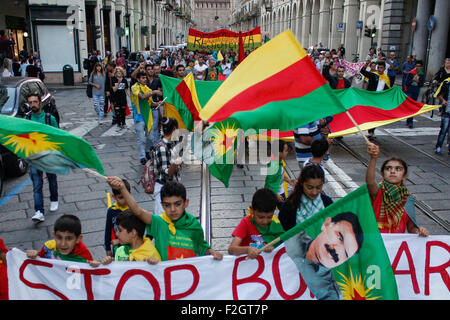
[279,164,333,232]
[366,142,429,236]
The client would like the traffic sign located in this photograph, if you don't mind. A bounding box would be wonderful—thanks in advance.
[356,20,363,29]
[427,15,435,31]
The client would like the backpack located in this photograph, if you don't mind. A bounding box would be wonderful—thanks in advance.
[138,141,166,194]
[25,111,54,127]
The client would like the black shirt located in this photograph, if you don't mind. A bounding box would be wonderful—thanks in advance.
[111,77,128,106]
[26,64,39,77]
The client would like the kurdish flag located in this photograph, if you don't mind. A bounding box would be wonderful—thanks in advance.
[199,30,347,132]
[328,86,442,138]
[161,74,222,131]
[282,185,398,300]
[0,115,104,175]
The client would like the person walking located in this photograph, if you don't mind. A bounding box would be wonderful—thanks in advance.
[25,93,59,222]
[89,62,106,124]
[404,60,425,128]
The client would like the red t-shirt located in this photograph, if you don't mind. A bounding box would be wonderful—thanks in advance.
[336,79,346,89]
[232,215,266,248]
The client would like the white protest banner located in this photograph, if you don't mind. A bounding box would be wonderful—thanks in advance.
[6,234,450,300]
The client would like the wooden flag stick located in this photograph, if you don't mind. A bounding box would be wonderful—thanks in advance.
[82,168,107,180]
[344,110,370,144]
[245,237,281,260]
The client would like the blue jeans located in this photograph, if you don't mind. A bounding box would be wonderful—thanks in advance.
[92,94,105,122]
[134,121,151,160]
[435,112,450,150]
[29,166,58,214]
[149,108,161,147]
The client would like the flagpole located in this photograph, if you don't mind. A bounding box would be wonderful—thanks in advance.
[245,237,281,260]
[83,168,107,180]
[344,111,370,144]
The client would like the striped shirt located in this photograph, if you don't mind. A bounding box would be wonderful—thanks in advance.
[293,121,322,164]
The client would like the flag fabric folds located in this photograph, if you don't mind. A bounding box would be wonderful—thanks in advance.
[328,86,442,138]
[198,30,347,133]
[160,74,222,131]
[282,185,399,300]
[131,82,153,132]
[0,115,104,175]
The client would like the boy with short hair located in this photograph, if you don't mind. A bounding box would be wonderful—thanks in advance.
[104,179,131,257]
[228,188,285,259]
[107,178,223,261]
[303,138,329,176]
[26,214,100,267]
[101,210,161,265]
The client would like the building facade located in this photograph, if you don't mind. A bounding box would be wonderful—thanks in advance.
[1,0,194,83]
[193,0,231,32]
[231,0,449,79]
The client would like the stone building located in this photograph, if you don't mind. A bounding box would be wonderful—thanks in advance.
[193,0,231,32]
[231,0,449,79]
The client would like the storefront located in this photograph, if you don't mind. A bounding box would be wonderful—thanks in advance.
[4,15,30,57]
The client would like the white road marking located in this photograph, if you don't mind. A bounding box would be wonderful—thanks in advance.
[68,120,99,137]
[100,118,135,137]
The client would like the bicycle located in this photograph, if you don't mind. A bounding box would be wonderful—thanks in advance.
[421,81,439,117]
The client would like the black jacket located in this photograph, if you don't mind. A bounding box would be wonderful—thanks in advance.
[279,193,334,232]
[360,68,390,91]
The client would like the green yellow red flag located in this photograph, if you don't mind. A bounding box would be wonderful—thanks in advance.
[0,114,104,175]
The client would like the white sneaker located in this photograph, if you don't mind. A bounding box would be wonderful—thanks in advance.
[50,201,59,212]
[32,211,45,222]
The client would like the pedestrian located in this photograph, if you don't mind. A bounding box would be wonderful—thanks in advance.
[228,188,285,259]
[205,58,218,81]
[26,214,101,267]
[174,64,185,79]
[106,178,223,261]
[101,210,161,265]
[25,93,59,223]
[302,138,329,175]
[0,237,8,300]
[432,58,450,85]
[111,66,129,130]
[25,57,40,78]
[19,56,29,77]
[404,60,425,128]
[360,60,391,139]
[401,55,415,91]
[279,164,334,232]
[324,65,351,89]
[89,62,106,124]
[104,179,131,258]
[293,118,331,167]
[146,63,163,146]
[194,56,208,80]
[387,51,399,87]
[433,76,450,155]
[153,117,182,215]
[365,142,429,236]
[115,51,126,69]
[264,140,296,207]
[104,61,116,122]
[12,56,21,76]
[185,59,195,76]
[131,71,155,165]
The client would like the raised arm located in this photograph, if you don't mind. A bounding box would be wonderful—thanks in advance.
[365,142,380,200]
[107,177,153,225]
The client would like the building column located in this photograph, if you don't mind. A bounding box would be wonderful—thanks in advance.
[109,1,117,54]
[318,0,331,48]
[343,0,359,57]
[381,0,405,55]
[301,6,311,47]
[412,0,432,61]
[330,0,344,50]
[95,0,105,54]
[358,0,380,59]
[311,1,320,47]
[426,0,450,79]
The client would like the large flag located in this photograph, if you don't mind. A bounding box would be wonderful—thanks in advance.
[0,115,104,175]
[328,86,442,138]
[282,184,399,300]
[131,82,153,133]
[186,27,262,52]
[198,30,347,132]
[161,74,222,131]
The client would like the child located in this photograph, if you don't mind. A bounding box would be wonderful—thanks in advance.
[101,210,161,265]
[279,164,334,231]
[264,140,297,205]
[366,142,429,236]
[107,178,223,261]
[104,179,131,257]
[0,237,8,300]
[26,214,100,267]
[302,138,329,175]
[229,188,285,259]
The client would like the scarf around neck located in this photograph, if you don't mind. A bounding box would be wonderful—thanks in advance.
[378,180,409,231]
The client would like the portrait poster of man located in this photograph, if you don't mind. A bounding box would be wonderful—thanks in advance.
[282,185,399,300]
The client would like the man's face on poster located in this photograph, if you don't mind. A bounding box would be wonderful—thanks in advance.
[307,217,359,269]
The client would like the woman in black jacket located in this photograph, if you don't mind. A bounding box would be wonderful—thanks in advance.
[279,164,333,231]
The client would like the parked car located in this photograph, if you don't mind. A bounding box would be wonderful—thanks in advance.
[0,77,59,185]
